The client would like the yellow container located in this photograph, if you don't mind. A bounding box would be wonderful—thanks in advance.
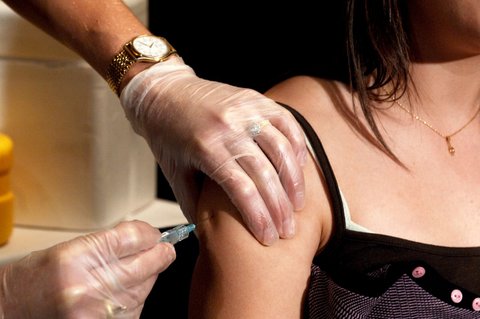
[0,134,13,245]
[0,192,14,245]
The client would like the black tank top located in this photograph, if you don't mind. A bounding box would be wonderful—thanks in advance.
[283,103,480,318]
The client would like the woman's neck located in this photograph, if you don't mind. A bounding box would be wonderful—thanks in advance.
[406,55,480,121]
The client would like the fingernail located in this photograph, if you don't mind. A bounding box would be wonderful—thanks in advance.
[298,150,308,167]
[283,217,296,239]
[262,227,279,246]
[164,243,176,262]
[294,190,305,211]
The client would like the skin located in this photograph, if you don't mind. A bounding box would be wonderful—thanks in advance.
[2,0,159,92]
[3,0,308,246]
[0,220,175,318]
[189,1,480,317]
[0,1,310,314]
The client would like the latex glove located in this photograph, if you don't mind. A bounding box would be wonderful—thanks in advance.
[0,220,175,318]
[121,59,307,246]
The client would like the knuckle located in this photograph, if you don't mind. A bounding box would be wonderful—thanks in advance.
[291,132,307,150]
[275,138,290,156]
[236,178,258,199]
[116,221,144,244]
[260,166,275,181]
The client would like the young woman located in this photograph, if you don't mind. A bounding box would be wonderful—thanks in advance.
[189,0,480,318]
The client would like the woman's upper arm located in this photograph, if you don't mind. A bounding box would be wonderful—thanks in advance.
[189,161,324,319]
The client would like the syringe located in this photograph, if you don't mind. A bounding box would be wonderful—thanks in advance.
[159,224,196,245]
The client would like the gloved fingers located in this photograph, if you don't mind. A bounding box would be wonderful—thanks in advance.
[103,274,159,319]
[120,68,308,247]
[231,140,296,239]
[99,220,164,260]
[68,300,139,319]
[209,97,306,212]
[57,222,174,316]
[66,249,169,318]
[253,122,306,211]
[210,150,280,246]
[61,271,160,319]
[68,220,162,267]
[123,273,159,300]
[267,106,308,168]
[228,97,307,170]
[106,242,175,290]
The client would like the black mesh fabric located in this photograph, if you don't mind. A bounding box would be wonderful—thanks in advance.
[306,266,480,318]
[280,103,480,318]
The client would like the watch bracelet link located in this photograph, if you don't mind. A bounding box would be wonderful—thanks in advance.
[106,49,135,96]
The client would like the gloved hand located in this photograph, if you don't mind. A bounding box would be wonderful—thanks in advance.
[0,220,175,318]
[121,58,307,246]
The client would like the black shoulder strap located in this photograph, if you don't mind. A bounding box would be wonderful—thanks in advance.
[278,102,346,256]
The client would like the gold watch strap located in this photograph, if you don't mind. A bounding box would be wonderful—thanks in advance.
[106,49,136,96]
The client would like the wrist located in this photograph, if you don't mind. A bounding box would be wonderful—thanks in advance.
[118,55,185,95]
[105,35,179,96]
[119,58,195,138]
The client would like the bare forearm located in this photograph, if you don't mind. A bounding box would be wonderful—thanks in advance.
[3,0,150,79]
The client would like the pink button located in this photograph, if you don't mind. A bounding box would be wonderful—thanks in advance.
[472,298,480,311]
[451,289,463,303]
[412,266,426,278]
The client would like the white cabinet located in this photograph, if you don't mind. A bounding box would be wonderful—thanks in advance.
[0,1,157,230]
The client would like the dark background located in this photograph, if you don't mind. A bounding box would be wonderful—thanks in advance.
[141,2,347,317]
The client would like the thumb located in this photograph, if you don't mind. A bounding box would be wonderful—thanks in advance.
[77,220,162,261]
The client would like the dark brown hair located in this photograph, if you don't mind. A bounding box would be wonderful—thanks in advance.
[346,0,410,159]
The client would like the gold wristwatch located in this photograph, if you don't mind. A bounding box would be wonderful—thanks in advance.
[106,35,177,95]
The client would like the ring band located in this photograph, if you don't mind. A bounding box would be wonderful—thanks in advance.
[106,301,127,318]
[248,120,270,138]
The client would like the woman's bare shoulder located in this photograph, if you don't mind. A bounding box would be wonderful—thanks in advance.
[265,76,349,119]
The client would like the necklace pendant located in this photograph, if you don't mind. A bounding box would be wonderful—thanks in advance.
[393,99,480,158]
[446,136,455,156]
[448,146,455,155]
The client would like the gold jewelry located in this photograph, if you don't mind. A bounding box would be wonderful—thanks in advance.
[105,301,127,318]
[393,99,480,156]
[106,35,177,96]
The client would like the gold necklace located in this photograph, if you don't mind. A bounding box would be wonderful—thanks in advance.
[393,99,480,156]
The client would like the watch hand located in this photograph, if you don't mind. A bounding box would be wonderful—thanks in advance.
[138,40,149,47]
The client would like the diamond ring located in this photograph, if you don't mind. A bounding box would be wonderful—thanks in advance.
[248,120,271,138]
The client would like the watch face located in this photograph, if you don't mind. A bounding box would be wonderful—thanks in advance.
[132,36,169,58]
